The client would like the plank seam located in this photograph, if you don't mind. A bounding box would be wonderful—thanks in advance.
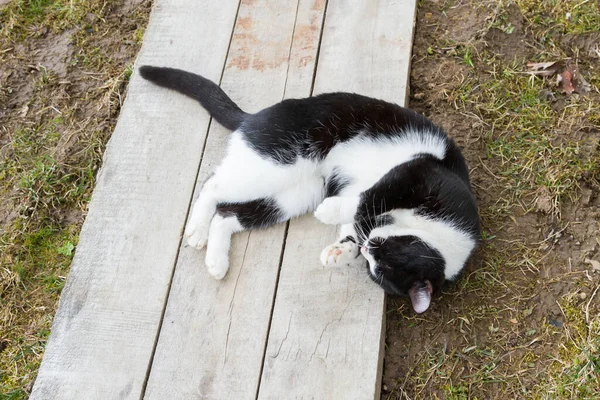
[138,1,243,398]
[254,1,329,398]
[309,0,329,96]
[253,1,303,395]
[281,0,302,100]
[253,222,289,400]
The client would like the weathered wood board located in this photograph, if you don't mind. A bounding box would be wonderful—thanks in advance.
[257,0,417,398]
[29,1,239,398]
[31,0,417,398]
[142,0,327,398]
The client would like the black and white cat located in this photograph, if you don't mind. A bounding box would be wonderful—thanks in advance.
[139,66,480,314]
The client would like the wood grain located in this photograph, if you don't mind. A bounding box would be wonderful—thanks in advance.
[142,1,326,399]
[29,1,240,398]
[257,0,417,398]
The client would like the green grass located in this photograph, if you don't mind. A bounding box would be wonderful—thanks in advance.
[385,1,600,398]
[0,0,109,40]
[517,0,600,35]
[547,291,600,398]
[0,223,77,397]
[0,0,150,397]
[445,49,599,216]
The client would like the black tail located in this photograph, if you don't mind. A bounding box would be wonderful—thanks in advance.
[139,65,247,131]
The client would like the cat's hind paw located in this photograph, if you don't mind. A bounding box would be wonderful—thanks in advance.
[205,253,229,280]
[320,241,359,267]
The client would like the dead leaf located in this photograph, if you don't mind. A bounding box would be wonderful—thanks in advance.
[557,64,591,95]
[557,67,576,94]
[585,258,600,272]
[527,61,561,77]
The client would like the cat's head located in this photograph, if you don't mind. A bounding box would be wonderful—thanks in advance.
[361,234,446,314]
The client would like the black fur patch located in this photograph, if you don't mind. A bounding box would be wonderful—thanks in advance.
[340,235,356,244]
[139,66,247,130]
[354,156,480,243]
[369,235,446,296]
[325,168,351,197]
[217,199,283,229]
[375,214,395,227]
[240,92,447,164]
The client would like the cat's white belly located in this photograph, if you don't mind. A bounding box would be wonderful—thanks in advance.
[216,131,324,215]
[322,130,447,195]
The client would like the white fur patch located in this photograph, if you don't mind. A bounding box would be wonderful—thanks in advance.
[213,131,324,217]
[205,214,243,280]
[361,246,378,276]
[323,129,447,196]
[314,196,359,225]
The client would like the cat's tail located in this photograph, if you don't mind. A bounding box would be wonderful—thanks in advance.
[139,65,247,131]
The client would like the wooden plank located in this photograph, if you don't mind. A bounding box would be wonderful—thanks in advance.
[142,1,326,399]
[257,0,417,398]
[29,1,240,399]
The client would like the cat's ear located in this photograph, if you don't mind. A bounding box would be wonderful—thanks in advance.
[408,280,433,314]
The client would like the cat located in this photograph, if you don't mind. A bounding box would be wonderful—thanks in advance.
[139,65,480,314]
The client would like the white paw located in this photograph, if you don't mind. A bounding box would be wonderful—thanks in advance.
[185,221,209,249]
[205,253,229,280]
[314,197,346,225]
[320,241,359,267]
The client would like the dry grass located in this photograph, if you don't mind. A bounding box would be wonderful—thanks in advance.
[383,0,600,398]
[0,1,150,397]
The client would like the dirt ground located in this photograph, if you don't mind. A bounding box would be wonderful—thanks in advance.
[382,0,600,398]
[0,0,598,398]
[0,0,150,397]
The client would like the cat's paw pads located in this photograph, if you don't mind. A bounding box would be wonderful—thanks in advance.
[205,253,229,280]
[320,241,359,267]
[185,221,209,249]
[314,197,346,225]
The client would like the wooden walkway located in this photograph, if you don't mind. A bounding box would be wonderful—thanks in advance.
[30,0,416,398]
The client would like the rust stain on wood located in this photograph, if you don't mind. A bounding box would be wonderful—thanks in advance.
[312,0,326,12]
[236,16,253,30]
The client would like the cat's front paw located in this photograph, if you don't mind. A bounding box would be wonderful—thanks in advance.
[205,252,229,280]
[320,241,359,267]
[185,221,209,249]
[314,197,357,225]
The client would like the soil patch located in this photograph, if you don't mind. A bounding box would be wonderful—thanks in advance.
[0,1,151,397]
[382,1,600,398]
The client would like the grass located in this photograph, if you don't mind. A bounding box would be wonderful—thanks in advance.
[446,52,599,216]
[517,0,600,35]
[384,0,600,398]
[549,290,600,398]
[0,0,150,397]
[0,0,110,40]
